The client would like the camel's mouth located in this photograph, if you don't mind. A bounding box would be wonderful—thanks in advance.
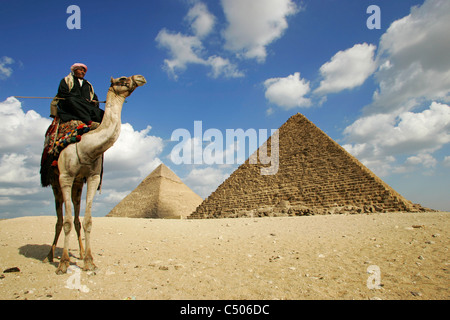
[132,75,147,87]
[110,75,147,89]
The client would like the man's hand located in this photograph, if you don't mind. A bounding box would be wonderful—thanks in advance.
[87,99,100,107]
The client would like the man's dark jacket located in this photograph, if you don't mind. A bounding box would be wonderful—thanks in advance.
[57,74,104,123]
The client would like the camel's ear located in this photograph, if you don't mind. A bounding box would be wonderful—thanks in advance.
[110,76,114,84]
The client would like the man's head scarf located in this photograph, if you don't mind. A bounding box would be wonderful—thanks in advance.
[71,63,88,72]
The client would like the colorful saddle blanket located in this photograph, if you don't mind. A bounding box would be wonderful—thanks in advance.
[42,118,100,166]
[40,118,100,187]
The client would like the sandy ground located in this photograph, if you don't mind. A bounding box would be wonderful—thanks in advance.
[0,212,448,300]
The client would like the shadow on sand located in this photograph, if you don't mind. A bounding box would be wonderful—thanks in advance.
[18,244,79,268]
[19,244,59,261]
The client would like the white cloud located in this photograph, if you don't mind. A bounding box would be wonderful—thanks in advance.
[341,0,450,180]
[207,56,244,79]
[0,56,14,79]
[156,1,299,78]
[221,0,298,62]
[0,153,39,184]
[104,123,164,179]
[264,72,311,109]
[95,124,164,212]
[264,43,376,111]
[443,156,450,167]
[0,98,52,217]
[343,102,450,176]
[343,113,394,144]
[0,187,40,196]
[369,0,450,113]
[315,43,377,95]
[0,97,51,155]
[0,97,51,184]
[345,102,450,154]
[98,188,132,205]
[183,166,231,198]
[392,153,437,175]
[155,29,207,78]
[405,153,437,168]
[155,3,244,80]
[186,2,216,38]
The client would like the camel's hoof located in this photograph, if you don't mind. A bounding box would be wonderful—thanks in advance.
[83,260,97,272]
[44,249,55,263]
[43,254,54,263]
[56,261,70,275]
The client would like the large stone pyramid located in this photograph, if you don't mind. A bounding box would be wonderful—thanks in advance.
[190,113,429,219]
[107,163,203,219]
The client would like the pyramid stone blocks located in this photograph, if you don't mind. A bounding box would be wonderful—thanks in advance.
[190,113,429,219]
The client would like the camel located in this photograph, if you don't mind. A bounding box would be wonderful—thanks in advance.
[42,75,146,274]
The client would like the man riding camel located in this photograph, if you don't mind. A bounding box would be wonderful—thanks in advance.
[53,63,104,124]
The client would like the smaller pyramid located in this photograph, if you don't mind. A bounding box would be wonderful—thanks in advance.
[107,163,203,219]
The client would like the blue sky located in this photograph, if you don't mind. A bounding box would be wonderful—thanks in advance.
[0,0,449,219]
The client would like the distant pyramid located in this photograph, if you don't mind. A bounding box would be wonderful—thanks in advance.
[107,163,203,219]
[190,113,430,218]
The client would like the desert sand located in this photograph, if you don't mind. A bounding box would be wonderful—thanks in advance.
[0,211,448,300]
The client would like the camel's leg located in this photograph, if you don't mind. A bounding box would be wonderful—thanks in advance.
[44,182,64,263]
[56,173,75,275]
[82,173,100,272]
[72,178,85,260]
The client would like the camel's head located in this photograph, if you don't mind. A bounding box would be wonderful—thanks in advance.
[110,75,147,98]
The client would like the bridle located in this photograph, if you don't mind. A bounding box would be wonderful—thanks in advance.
[110,77,136,96]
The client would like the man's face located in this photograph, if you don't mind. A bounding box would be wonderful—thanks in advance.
[73,68,86,79]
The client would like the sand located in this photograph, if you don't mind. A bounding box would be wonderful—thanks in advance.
[0,212,448,300]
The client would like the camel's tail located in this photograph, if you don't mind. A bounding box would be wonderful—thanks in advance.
[40,118,60,188]
[40,150,57,187]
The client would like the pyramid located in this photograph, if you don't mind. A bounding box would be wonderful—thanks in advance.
[190,113,430,219]
[107,163,203,219]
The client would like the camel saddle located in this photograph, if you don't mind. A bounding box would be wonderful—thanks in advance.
[40,117,101,188]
